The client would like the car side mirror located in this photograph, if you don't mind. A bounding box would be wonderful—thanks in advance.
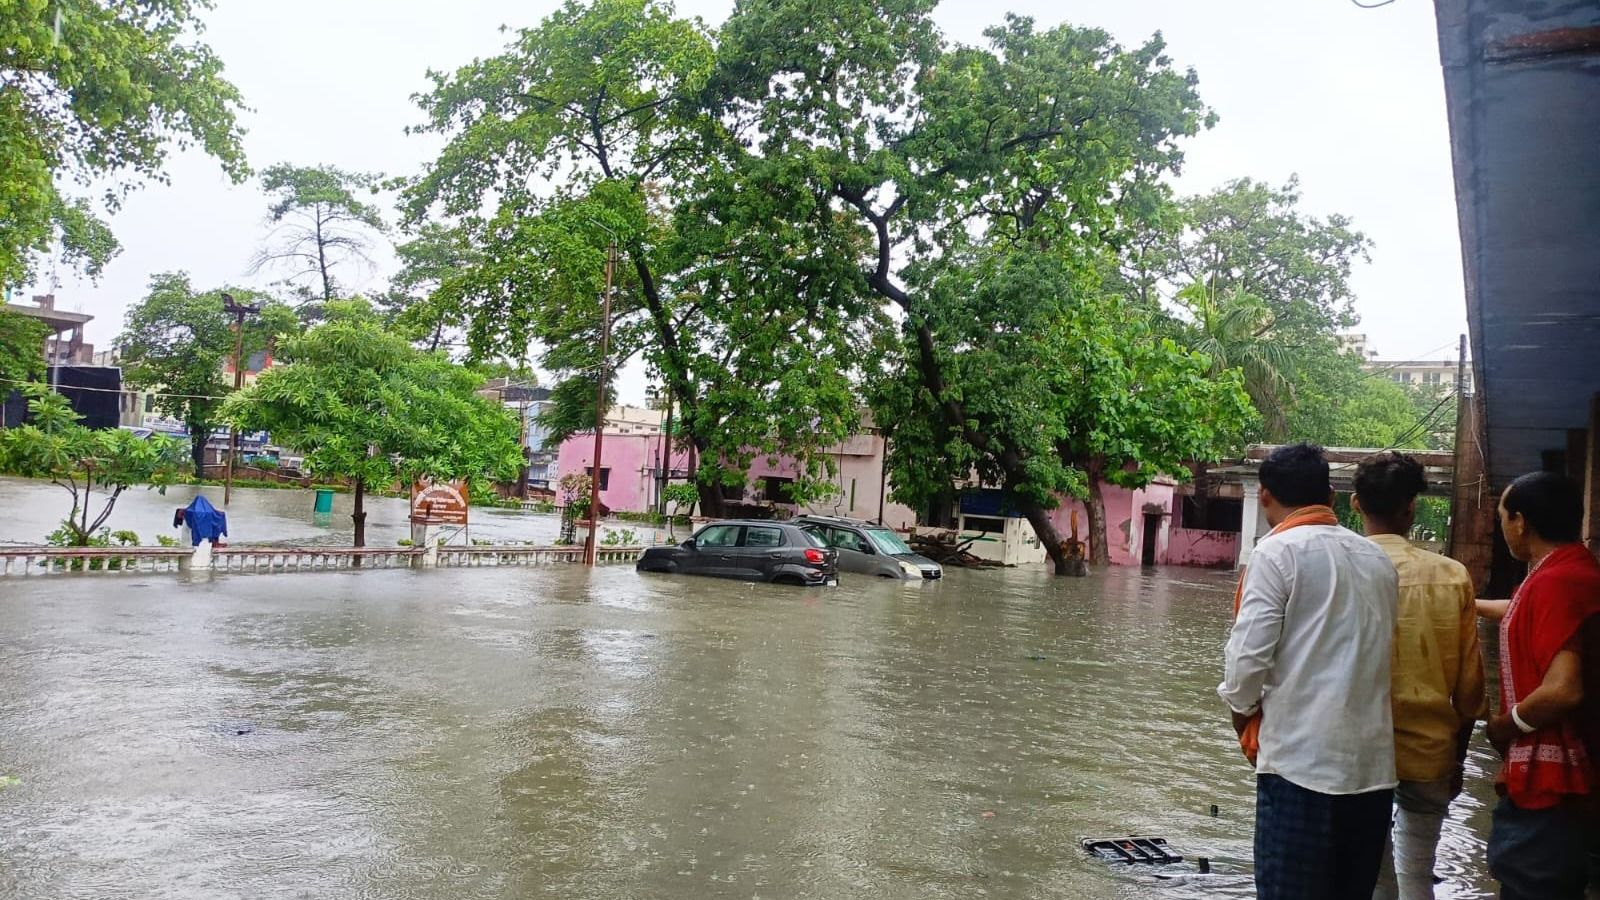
[859,544,874,554]
[682,539,697,550]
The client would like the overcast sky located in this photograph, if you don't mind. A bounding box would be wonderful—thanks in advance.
[19,0,1465,403]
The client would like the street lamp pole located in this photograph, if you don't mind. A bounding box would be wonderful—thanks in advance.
[222,293,260,507]
[584,242,618,566]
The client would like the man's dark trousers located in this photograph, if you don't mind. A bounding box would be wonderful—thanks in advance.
[1255,773,1394,899]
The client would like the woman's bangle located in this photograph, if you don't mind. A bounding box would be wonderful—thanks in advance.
[1510,705,1537,734]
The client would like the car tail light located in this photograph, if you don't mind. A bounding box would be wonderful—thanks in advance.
[804,548,826,565]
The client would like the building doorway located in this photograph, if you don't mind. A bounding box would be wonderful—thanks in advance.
[1141,513,1162,567]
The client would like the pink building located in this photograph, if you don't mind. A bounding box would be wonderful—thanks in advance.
[554,431,918,528]
[556,430,1240,569]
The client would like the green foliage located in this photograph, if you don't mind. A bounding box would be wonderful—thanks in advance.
[0,308,50,388]
[41,521,141,570]
[721,1,1223,567]
[403,0,872,511]
[117,272,297,470]
[224,300,523,545]
[600,527,637,546]
[0,0,247,285]
[250,164,387,304]
[1160,178,1370,342]
[155,534,180,548]
[0,387,187,545]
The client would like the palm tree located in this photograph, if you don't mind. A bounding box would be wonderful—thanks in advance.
[1177,283,1295,441]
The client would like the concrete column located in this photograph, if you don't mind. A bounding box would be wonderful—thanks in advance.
[411,522,437,568]
[1238,479,1262,569]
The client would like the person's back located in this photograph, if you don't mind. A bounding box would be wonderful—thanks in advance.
[1242,523,1399,790]
[1220,443,1399,900]
[1356,450,1487,900]
[1377,540,1484,777]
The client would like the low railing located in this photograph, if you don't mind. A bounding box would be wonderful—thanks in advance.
[0,544,641,576]
[212,546,425,573]
[435,545,642,567]
[0,546,193,576]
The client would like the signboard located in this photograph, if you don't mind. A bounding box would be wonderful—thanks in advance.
[410,479,470,526]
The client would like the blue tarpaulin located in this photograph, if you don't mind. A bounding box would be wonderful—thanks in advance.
[182,495,228,546]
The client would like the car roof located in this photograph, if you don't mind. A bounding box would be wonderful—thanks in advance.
[794,515,887,529]
[697,519,800,527]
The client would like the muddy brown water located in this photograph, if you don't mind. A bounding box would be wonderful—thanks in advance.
[0,549,1503,899]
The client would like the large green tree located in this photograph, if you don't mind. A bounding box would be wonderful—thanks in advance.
[714,4,1219,572]
[0,386,187,545]
[0,307,50,393]
[225,301,522,548]
[0,0,247,286]
[250,163,387,305]
[403,0,876,515]
[118,273,297,473]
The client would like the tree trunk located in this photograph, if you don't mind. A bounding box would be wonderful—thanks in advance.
[1085,458,1110,566]
[352,477,368,563]
[696,480,727,519]
[1018,497,1074,576]
[189,424,208,477]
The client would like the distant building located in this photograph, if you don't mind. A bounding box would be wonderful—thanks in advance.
[1339,333,1378,361]
[1364,356,1474,394]
[4,294,95,365]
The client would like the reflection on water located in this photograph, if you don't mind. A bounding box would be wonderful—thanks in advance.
[0,564,1499,899]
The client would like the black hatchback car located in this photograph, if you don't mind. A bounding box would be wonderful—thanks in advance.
[636,520,839,587]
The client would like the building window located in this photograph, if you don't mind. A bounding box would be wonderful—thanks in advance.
[762,476,794,503]
[1424,371,1442,386]
[145,395,155,413]
[1180,497,1243,533]
[586,467,610,491]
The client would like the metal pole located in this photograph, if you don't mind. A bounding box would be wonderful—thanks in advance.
[1447,333,1468,556]
[585,242,617,566]
[224,304,246,507]
[657,384,674,517]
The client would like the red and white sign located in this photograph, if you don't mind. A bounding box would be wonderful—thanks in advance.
[410,479,469,526]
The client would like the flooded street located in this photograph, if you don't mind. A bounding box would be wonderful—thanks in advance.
[0,476,637,549]
[0,561,1502,899]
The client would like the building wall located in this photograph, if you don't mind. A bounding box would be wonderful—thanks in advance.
[554,430,917,527]
[1166,527,1241,569]
[1042,481,1177,567]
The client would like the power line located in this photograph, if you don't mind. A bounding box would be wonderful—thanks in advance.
[0,376,230,402]
[1351,0,1398,7]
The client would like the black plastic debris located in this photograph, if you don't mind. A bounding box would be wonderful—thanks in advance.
[1082,837,1183,866]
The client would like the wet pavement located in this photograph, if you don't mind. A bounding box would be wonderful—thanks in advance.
[0,561,1501,899]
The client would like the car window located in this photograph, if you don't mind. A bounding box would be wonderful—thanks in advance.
[865,528,913,556]
[696,525,742,547]
[744,526,785,548]
[833,527,869,553]
[800,529,828,549]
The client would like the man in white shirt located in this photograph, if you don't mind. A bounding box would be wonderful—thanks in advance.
[1220,443,1400,899]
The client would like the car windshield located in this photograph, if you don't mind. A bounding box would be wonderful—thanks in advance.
[864,528,913,556]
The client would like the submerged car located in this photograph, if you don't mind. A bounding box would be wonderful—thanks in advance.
[793,515,942,580]
[636,520,838,587]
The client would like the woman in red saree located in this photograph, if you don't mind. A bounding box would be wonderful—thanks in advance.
[1485,472,1600,900]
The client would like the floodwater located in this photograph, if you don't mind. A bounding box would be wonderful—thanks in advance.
[0,476,659,549]
[0,560,1502,899]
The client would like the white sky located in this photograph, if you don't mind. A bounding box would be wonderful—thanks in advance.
[19,0,1465,403]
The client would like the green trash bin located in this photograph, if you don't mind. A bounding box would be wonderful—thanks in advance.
[313,489,335,514]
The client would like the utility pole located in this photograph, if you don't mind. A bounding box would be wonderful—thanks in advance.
[584,242,617,566]
[221,293,259,507]
[657,384,674,517]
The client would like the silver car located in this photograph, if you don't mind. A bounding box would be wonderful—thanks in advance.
[794,516,942,580]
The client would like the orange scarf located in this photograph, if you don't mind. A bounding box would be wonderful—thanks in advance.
[1232,504,1340,763]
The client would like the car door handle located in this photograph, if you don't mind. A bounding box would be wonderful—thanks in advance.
[767,552,784,559]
